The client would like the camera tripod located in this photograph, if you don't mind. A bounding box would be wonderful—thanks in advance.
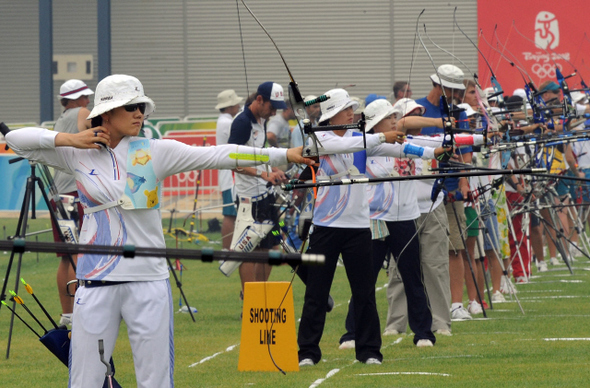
[0,159,77,359]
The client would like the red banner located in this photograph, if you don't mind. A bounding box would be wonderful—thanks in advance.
[478,1,590,96]
[162,132,218,195]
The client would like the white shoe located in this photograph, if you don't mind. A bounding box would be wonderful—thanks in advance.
[416,339,434,347]
[434,329,452,336]
[338,340,355,350]
[299,358,315,367]
[500,276,517,294]
[59,313,72,326]
[467,300,483,315]
[515,276,528,284]
[550,257,561,265]
[491,290,506,303]
[364,357,382,365]
[383,329,402,336]
[451,306,472,320]
[537,260,548,272]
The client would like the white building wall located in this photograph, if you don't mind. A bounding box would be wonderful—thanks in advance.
[0,0,478,123]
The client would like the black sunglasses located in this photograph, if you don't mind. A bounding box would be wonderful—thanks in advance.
[123,103,146,114]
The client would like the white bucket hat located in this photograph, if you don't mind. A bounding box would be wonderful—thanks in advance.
[58,79,94,100]
[571,91,588,105]
[87,74,155,119]
[457,103,478,117]
[512,88,527,99]
[364,99,396,132]
[215,89,243,110]
[484,87,500,102]
[392,98,425,118]
[430,64,465,90]
[318,88,359,124]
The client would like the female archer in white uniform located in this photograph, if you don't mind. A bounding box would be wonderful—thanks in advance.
[6,74,312,388]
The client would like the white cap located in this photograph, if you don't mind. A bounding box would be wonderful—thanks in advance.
[87,75,155,119]
[430,64,465,90]
[318,89,359,124]
[215,89,243,110]
[513,88,527,99]
[392,98,425,118]
[571,91,588,105]
[457,103,478,117]
[58,79,94,100]
[364,99,396,132]
[484,87,499,102]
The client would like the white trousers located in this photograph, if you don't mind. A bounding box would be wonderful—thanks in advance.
[69,280,174,388]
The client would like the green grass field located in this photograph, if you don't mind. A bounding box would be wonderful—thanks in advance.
[0,216,589,387]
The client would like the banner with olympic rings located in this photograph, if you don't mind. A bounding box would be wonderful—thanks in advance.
[478,2,589,96]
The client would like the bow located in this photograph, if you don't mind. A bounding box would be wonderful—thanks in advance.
[511,21,577,128]
[415,10,460,202]
[235,0,325,374]
[453,7,502,140]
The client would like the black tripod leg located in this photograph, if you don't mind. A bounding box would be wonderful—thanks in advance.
[3,175,33,359]
[166,258,196,322]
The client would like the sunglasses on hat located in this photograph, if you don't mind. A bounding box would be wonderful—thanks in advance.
[123,103,146,114]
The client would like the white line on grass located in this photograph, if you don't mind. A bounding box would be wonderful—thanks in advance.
[308,368,340,388]
[381,337,405,349]
[524,280,583,284]
[393,354,482,362]
[188,343,239,367]
[544,338,590,341]
[355,371,451,377]
[519,295,582,300]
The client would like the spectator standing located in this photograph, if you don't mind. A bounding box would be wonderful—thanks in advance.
[52,79,94,326]
[215,89,243,250]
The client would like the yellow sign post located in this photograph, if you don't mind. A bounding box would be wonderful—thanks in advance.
[238,282,299,371]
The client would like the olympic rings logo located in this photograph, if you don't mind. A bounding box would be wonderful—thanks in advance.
[531,62,562,79]
[175,171,199,183]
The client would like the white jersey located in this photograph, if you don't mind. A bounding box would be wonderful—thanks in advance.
[229,108,270,198]
[469,151,501,202]
[573,138,590,169]
[366,156,420,222]
[267,114,291,148]
[53,107,81,193]
[6,127,288,282]
[216,112,234,192]
[312,130,435,228]
[406,134,485,213]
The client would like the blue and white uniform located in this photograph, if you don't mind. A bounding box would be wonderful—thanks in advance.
[6,127,290,388]
[298,129,435,363]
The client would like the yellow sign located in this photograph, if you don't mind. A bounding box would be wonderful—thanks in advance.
[238,282,299,372]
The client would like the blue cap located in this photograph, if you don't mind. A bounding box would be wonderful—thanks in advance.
[541,81,560,93]
[257,82,288,110]
[365,93,386,106]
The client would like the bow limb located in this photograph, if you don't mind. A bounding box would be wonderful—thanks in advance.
[238,0,325,161]
[424,21,497,142]
[511,22,575,128]
[480,29,549,128]
[415,11,456,201]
